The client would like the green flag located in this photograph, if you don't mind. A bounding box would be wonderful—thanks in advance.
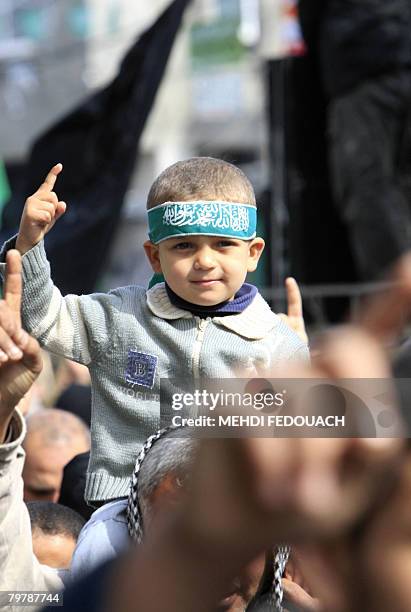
[0,161,10,295]
[0,161,10,212]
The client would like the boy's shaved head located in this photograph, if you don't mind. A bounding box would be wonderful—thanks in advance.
[147,157,256,209]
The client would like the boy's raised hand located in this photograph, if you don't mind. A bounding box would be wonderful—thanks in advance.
[0,250,42,440]
[278,277,308,344]
[16,163,66,255]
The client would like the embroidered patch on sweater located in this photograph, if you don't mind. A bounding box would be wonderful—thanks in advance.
[125,350,158,389]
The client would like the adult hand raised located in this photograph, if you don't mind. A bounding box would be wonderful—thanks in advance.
[278,277,308,344]
[16,163,66,255]
[0,250,42,440]
[185,253,411,553]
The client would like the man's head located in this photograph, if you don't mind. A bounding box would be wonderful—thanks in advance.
[27,501,85,569]
[129,428,272,612]
[144,158,264,305]
[23,408,90,502]
[134,429,195,532]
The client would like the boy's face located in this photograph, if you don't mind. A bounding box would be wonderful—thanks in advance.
[144,235,264,306]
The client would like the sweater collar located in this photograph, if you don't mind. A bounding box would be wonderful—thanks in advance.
[146,282,280,340]
[164,282,258,317]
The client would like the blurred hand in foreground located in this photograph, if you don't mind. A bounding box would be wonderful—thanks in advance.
[0,250,42,440]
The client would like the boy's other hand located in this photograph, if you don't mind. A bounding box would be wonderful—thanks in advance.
[278,277,308,344]
[16,163,66,255]
[0,250,42,440]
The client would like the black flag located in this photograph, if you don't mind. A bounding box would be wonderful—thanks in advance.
[4,0,191,295]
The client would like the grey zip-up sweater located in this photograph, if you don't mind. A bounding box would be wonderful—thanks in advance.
[1,239,308,503]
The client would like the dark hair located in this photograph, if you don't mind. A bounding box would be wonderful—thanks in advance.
[147,157,256,210]
[27,501,85,541]
[59,451,93,521]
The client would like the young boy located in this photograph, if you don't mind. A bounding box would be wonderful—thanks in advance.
[1,157,308,506]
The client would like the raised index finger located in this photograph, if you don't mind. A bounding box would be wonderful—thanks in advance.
[4,250,22,322]
[39,163,62,193]
[285,277,303,318]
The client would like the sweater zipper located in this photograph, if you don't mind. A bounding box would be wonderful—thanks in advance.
[192,317,211,380]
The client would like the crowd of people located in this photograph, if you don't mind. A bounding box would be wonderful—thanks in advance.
[1,2,411,610]
[0,153,410,612]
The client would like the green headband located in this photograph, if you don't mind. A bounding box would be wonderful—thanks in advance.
[148,201,257,244]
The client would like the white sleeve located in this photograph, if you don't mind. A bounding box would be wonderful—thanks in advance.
[0,410,65,596]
